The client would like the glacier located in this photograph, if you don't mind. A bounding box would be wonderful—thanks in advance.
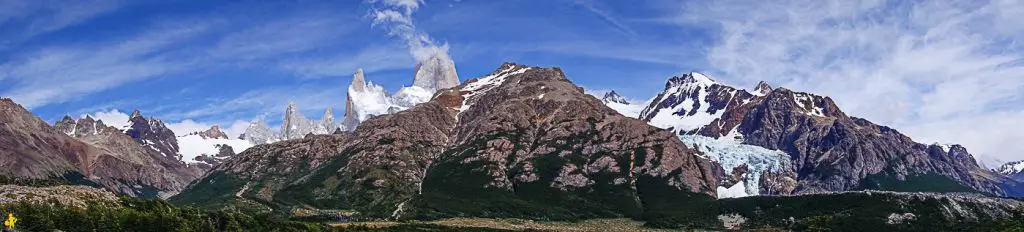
[678,135,793,198]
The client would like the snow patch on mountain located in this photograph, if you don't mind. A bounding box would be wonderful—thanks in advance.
[679,135,792,198]
[458,65,530,113]
[177,134,253,164]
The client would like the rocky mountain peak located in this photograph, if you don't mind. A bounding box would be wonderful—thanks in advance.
[601,90,630,104]
[129,109,142,119]
[190,125,229,139]
[239,119,279,144]
[124,110,179,160]
[753,81,773,96]
[54,114,118,137]
[997,160,1024,177]
[412,52,460,91]
[321,107,335,127]
[665,72,717,90]
[352,68,367,92]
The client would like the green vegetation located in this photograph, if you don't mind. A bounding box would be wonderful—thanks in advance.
[0,172,100,188]
[858,172,977,193]
[1,197,329,232]
[641,192,1024,231]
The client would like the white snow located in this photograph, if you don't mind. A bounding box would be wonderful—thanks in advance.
[679,135,792,198]
[537,94,545,99]
[604,101,646,118]
[349,81,396,122]
[792,92,825,117]
[717,182,751,198]
[996,160,1024,175]
[458,65,530,112]
[647,85,730,133]
[934,143,953,153]
[177,134,254,164]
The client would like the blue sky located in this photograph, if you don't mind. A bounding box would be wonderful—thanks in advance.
[1,0,1022,165]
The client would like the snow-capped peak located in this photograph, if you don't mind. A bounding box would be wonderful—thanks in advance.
[996,160,1024,176]
[641,72,731,134]
[601,91,630,105]
[752,81,773,96]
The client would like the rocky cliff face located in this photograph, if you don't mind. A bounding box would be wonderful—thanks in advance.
[1,99,200,198]
[412,52,460,91]
[124,110,179,160]
[175,63,723,219]
[239,120,279,144]
[0,98,90,179]
[636,73,1005,196]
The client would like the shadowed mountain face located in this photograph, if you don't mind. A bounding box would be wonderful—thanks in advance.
[637,73,1005,196]
[1,99,202,198]
[173,63,724,219]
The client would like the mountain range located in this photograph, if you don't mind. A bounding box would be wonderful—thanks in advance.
[604,72,1022,197]
[2,62,1022,230]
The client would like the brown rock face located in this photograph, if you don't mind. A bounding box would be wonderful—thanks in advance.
[0,98,90,179]
[53,113,202,198]
[124,110,180,160]
[0,99,201,198]
[175,63,723,219]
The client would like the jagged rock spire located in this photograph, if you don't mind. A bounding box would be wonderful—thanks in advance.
[130,109,143,119]
[754,81,773,96]
[352,68,366,92]
[412,52,460,91]
[601,90,630,104]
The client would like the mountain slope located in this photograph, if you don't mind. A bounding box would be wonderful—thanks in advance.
[1,99,200,198]
[174,63,723,220]
[0,98,92,180]
[53,114,203,198]
[636,73,1004,195]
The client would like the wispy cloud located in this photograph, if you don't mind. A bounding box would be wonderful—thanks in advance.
[0,0,122,45]
[667,0,1024,163]
[565,0,636,38]
[210,12,357,61]
[163,83,345,123]
[0,21,211,109]
[368,0,452,63]
[280,44,414,78]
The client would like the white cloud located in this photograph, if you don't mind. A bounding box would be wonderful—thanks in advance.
[669,0,1024,163]
[368,0,453,62]
[88,109,131,129]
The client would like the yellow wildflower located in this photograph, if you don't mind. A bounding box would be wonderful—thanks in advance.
[2,213,14,229]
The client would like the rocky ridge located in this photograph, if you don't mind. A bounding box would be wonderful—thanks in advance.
[629,72,1006,196]
[174,63,724,220]
[1,99,201,198]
